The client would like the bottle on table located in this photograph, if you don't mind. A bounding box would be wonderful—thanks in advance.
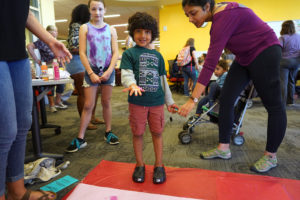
[40,62,49,81]
[53,59,60,80]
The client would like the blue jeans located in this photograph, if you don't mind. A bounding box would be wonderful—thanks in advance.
[279,57,300,105]
[195,82,221,114]
[182,65,197,96]
[0,59,33,196]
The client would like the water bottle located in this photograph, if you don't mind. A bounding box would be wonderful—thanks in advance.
[53,59,60,80]
[40,62,49,81]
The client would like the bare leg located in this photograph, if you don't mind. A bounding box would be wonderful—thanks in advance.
[151,132,163,167]
[47,95,55,107]
[78,86,98,139]
[133,135,144,166]
[101,85,112,132]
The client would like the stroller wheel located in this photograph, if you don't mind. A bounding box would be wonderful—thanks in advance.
[232,134,245,146]
[178,131,192,144]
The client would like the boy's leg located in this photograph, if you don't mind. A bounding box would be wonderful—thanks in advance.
[151,132,163,167]
[133,135,144,166]
[148,105,165,167]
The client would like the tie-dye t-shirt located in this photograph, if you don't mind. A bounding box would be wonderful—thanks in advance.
[86,23,112,76]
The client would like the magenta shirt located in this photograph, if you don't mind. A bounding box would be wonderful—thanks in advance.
[199,2,280,86]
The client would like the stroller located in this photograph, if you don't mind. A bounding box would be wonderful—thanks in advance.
[178,83,256,146]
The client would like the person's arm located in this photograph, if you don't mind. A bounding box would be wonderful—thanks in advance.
[25,11,71,63]
[101,26,119,81]
[26,42,41,65]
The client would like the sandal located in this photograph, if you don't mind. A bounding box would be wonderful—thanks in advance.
[21,189,56,200]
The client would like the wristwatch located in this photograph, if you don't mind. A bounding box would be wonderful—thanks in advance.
[189,95,199,103]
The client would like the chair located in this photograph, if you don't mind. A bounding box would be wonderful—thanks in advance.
[167,59,184,93]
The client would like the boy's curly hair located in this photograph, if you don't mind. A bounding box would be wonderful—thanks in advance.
[128,12,159,42]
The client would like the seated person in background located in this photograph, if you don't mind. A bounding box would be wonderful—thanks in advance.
[27,25,68,112]
[189,59,228,123]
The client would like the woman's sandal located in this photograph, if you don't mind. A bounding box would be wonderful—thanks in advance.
[21,189,56,200]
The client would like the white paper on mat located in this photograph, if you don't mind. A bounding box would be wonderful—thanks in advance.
[66,183,203,200]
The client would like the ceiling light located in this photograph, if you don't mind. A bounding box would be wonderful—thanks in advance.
[112,24,128,27]
[116,0,157,1]
[55,19,68,23]
[124,30,129,33]
[104,14,121,18]
[117,40,126,42]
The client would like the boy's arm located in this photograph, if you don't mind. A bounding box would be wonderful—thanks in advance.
[121,69,136,88]
[160,75,175,106]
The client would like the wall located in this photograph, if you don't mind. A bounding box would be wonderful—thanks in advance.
[159,0,300,65]
[40,0,55,28]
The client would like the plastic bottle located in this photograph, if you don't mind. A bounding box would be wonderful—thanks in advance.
[40,62,49,81]
[53,59,60,80]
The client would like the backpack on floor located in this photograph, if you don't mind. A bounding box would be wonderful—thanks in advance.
[177,46,191,66]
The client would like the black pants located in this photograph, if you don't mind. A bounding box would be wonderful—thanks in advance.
[218,45,286,153]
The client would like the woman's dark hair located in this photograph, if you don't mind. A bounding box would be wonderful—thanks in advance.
[280,20,295,35]
[182,0,215,12]
[128,12,159,43]
[69,4,90,27]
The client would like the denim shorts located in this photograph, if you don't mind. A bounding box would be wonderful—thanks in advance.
[66,55,85,75]
[83,68,115,87]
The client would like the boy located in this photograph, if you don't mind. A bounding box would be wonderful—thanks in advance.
[120,12,178,184]
[188,59,229,124]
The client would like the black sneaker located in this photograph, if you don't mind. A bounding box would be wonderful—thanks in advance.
[104,131,119,145]
[132,165,145,183]
[153,166,166,184]
[65,138,87,153]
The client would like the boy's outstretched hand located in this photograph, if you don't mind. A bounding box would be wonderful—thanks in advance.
[122,84,145,96]
[167,104,179,113]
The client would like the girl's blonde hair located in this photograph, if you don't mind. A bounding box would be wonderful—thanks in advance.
[88,0,105,8]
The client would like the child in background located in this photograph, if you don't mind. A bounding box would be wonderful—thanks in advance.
[188,59,228,123]
[120,12,178,184]
[66,0,119,153]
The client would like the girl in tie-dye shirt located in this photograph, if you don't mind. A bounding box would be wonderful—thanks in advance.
[66,0,119,153]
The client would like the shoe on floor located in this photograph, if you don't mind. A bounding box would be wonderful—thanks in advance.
[91,118,105,124]
[200,147,231,160]
[55,102,68,109]
[65,138,87,153]
[132,165,145,183]
[104,131,119,145]
[153,166,166,184]
[50,106,57,113]
[87,123,97,130]
[250,155,277,173]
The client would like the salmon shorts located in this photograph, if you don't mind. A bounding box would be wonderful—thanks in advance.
[129,103,165,136]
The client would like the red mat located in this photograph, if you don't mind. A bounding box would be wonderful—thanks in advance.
[63,160,300,200]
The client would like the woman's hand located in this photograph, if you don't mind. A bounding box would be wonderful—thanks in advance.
[167,104,179,113]
[48,40,72,64]
[178,99,196,117]
[122,84,145,96]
